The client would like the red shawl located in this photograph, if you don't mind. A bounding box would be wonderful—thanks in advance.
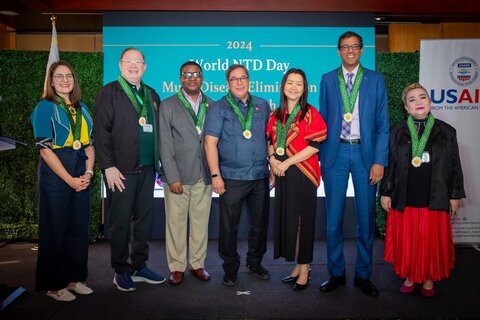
[266,105,327,187]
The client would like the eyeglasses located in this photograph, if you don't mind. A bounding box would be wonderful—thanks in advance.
[182,71,202,79]
[339,44,362,52]
[121,59,145,66]
[53,74,74,81]
[228,76,249,83]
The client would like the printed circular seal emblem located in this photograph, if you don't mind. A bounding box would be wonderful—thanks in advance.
[72,140,81,150]
[343,113,353,123]
[411,156,422,168]
[449,56,479,86]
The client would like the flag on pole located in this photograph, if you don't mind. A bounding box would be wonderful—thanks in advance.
[43,15,60,94]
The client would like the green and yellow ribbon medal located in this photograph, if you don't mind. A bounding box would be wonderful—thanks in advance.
[177,90,208,135]
[56,96,83,150]
[337,65,363,122]
[407,113,435,167]
[118,76,149,126]
[226,92,254,139]
[275,105,301,156]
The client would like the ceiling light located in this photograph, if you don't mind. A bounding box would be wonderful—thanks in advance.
[0,11,19,16]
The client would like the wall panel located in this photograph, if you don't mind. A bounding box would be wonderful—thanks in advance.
[442,22,480,38]
[16,33,102,52]
[389,24,442,52]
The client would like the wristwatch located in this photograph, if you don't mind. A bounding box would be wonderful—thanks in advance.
[211,173,219,178]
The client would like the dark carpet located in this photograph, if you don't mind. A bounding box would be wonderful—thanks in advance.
[1,239,479,319]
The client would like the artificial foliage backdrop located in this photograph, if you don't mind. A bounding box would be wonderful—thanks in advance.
[375,52,420,234]
[0,50,419,240]
[0,51,103,241]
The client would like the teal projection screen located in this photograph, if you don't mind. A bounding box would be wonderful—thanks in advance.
[102,12,375,197]
[103,12,375,110]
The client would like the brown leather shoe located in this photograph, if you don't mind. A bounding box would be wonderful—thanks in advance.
[168,271,184,285]
[190,268,210,281]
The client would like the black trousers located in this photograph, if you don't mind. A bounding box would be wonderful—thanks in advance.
[36,148,90,291]
[106,166,154,273]
[218,178,270,274]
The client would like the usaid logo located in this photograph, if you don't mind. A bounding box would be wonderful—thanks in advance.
[449,56,479,86]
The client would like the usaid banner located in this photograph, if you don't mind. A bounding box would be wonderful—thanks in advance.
[420,39,480,244]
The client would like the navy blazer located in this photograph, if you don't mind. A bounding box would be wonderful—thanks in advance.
[319,67,390,170]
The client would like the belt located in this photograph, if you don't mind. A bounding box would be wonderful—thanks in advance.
[340,138,361,144]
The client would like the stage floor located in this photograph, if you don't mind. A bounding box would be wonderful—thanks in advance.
[1,239,479,319]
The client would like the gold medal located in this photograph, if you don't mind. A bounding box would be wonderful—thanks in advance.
[343,113,353,123]
[73,140,81,150]
[243,130,252,139]
[196,126,202,135]
[139,117,147,126]
[276,147,285,156]
[411,156,422,168]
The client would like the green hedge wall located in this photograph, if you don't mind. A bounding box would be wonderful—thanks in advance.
[0,50,419,240]
[0,51,103,241]
[376,52,420,234]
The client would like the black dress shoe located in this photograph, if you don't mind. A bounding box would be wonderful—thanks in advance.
[281,275,298,283]
[222,273,238,286]
[246,264,271,280]
[319,275,346,292]
[353,277,379,297]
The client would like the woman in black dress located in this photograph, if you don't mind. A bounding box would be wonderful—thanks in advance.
[266,69,327,291]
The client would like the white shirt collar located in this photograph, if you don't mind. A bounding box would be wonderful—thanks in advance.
[342,64,360,78]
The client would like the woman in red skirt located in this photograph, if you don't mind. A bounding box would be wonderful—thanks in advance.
[380,83,465,297]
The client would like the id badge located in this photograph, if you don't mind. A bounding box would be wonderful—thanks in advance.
[142,124,153,133]
[422,151,430,163]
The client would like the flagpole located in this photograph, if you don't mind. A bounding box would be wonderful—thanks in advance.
[43,15,60,95]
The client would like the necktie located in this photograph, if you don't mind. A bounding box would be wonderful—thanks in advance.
[346,72,354,95]
[341,72,354,138]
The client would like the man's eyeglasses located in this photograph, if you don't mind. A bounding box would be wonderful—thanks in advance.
[228,76,249,84]
[182,71,202,79]
[339,44,362,52]
[121,59,145,66]
[53,74,74,81]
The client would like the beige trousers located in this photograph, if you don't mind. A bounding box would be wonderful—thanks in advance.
[164,178,212,272]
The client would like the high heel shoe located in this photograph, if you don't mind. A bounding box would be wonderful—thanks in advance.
[293,270,311,291]
[293,278,309,291]
[281,275,298,283]
[282,269,311,283]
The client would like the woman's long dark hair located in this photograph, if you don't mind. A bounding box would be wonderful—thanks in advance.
[275,68,309,122]
[42,60,81,108]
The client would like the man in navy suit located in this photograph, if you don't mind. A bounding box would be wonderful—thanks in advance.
[318,31,389,296]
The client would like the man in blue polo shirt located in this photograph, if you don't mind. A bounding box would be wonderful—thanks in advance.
[204,64,271,286]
